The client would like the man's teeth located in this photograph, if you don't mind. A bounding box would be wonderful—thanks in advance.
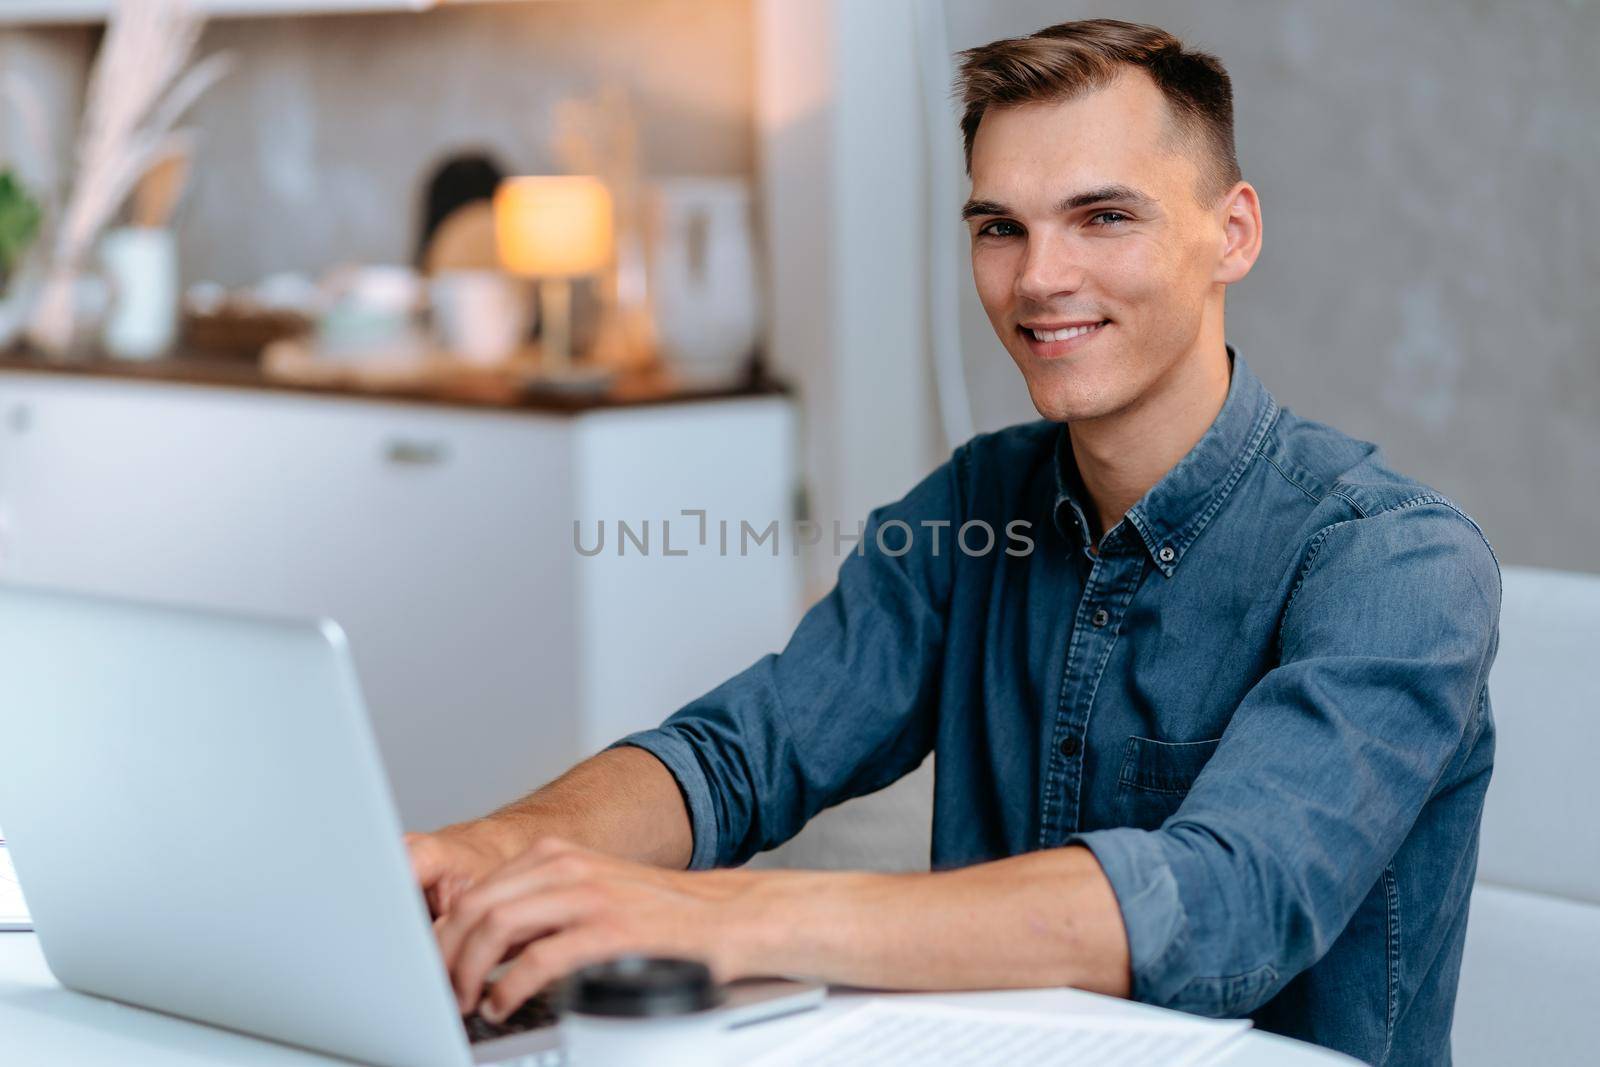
[1029,322,1105,342]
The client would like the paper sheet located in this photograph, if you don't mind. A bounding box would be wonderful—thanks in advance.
[748,999,1251,1067]
[0,832,32,931]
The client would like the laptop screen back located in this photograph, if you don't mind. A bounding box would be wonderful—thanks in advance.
[0,585,472,1067]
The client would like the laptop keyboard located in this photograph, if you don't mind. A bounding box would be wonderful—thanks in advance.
[463,991,560,1044]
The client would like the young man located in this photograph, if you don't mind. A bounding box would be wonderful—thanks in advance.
[410,20,1499,1066]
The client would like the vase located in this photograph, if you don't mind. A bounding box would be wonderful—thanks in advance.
[100,227,179,361]
[646,177,761,386]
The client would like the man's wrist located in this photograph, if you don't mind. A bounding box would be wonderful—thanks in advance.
[441,812,544,864]
[719,869,889,981]
[718,870,805,980]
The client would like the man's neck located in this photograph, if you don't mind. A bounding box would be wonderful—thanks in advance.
[1070,339,1233,547]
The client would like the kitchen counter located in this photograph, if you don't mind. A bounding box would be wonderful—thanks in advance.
[0,349,788,415]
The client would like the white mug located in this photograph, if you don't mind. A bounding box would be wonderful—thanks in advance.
[562,1009,721,1067]
[430,270,531,366]
[559,957,724,1067]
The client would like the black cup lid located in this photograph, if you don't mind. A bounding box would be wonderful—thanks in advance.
[564,956,722,1018]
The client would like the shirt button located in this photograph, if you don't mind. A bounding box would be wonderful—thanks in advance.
[1157,546,1176,564]
[1059,736,1080,758]
[1090,608,1109,628]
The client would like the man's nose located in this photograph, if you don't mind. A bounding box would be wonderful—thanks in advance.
[1014,231,1086,305]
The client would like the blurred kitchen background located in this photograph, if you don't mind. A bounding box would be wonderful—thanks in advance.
[0,0,1595,875]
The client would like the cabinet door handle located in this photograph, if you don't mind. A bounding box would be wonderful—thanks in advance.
[5,403,31,434]
[384,438,450,466]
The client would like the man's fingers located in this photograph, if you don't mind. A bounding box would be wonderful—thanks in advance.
[430,873,473,917]
[435,851,598,966]
[406,833,445,888]
[409,835,473,918]
[481,927,623,1023]
[448,889,596,1014]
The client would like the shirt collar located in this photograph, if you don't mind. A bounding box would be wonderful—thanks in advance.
[1052,347,1279,577]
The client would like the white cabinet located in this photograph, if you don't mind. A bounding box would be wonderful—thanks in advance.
[0,371,800,831]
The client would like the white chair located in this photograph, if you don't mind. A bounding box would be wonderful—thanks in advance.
[1453,565,1600,1067]
[748,758,934,872]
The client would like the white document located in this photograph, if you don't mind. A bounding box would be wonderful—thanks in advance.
[749,1000,1252,1067]
[0,831,32,931]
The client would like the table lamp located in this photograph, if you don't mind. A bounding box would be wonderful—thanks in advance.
[494,175,614,371]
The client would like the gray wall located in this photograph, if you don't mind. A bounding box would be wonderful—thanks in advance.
[943,1,1599,574]
[179,0,754,287]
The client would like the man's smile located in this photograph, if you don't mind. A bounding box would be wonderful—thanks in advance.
[1019,318,1111,356]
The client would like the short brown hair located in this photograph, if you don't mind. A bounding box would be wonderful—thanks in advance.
[956,19,1241,201]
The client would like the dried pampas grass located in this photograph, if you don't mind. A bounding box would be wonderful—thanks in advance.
[26,0,232,356]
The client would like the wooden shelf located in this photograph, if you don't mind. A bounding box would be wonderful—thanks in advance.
[0,348,789,416]
[0,0,540,26]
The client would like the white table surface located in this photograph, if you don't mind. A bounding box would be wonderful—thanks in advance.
[0,933,1358,1066]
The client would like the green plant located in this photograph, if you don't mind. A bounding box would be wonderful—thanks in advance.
[0,169,43,289]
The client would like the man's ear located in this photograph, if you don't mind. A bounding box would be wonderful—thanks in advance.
[1214,181,1262,285]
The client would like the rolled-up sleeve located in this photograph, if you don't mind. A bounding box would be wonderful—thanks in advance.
[613,451,966,870]
[1070,500,1500,1016]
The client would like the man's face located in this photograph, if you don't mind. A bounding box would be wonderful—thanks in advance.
[965,71,1233,423]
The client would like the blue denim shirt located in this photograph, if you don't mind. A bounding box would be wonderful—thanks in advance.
[619,351,1500,1066]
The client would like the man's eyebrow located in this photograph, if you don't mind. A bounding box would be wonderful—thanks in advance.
[1057,185,1156,211]
[961,185,1157,221]
[961,198,1008,220]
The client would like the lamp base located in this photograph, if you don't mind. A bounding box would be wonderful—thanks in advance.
[538,276,574,370]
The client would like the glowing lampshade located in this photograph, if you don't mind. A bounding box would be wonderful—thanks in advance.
[494,176,614,279]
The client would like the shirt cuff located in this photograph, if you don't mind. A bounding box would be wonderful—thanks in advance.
[1066,826,1192,1007]
[609,728,721,871]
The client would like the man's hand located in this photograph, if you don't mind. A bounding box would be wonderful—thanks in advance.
[410,755,1130,1021]
[426,835,1130,1022]
[406,824,516,918]
[432,836,758,1021]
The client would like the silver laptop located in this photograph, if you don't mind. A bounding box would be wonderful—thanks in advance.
[0,584,821,1066]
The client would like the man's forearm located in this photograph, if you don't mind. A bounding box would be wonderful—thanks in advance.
[731,845,1131,996]
[451,747,693,869]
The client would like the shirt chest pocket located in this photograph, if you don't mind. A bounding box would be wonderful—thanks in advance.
[1114,735,1222,829]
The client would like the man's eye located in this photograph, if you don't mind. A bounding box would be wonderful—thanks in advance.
[979,220,1023,237]
[1090,211,1131,226]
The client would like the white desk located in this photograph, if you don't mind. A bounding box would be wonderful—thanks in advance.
[0,933,1357,1065]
